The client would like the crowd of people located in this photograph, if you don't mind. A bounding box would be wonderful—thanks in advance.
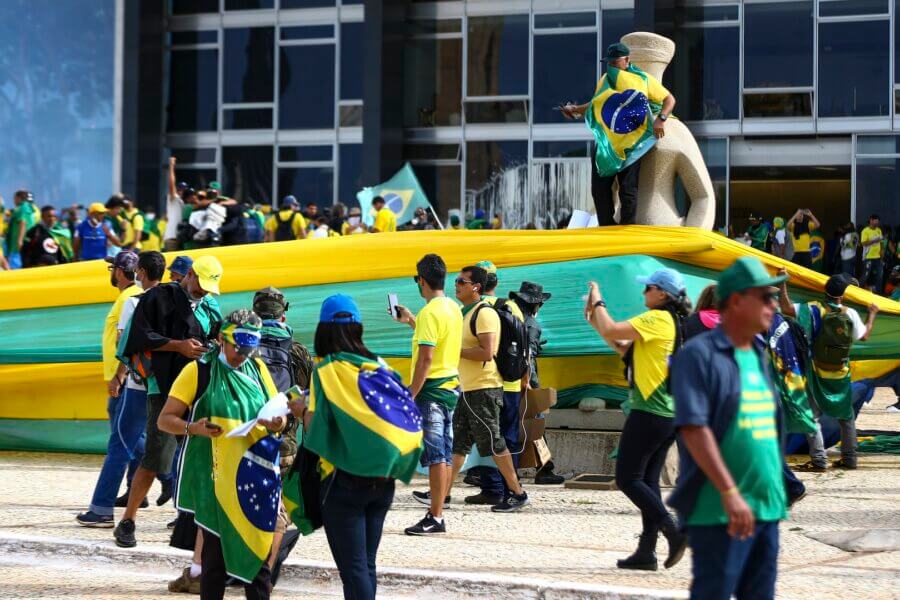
[59,232,887,600]
[733,209,899,299]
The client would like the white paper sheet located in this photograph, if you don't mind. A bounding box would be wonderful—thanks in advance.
[225,392,291,438]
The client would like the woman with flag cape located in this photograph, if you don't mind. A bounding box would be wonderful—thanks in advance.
[289,294,423,600]
[158,309,286,600]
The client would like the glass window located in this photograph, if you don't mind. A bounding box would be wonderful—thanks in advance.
[697,138,728,231]
[403,34,462,127]
[279,44,336,129]
[896,0,900,83]
[743,2,813,88]
[279,146,333,162]
[818,20,890,117]
[743,92,813,118]
[600,8,633,71]
[172,0,219,15]
[281,0,335,7]
[465,141,528,220]
[410,20,461,34]
[857,135,900,154]
[341,23,364,100]
[339,104,363,127]
[533,141,588,158]
[466,15,529,97]
[176,168,218,190]
[281,26,334,40]
[170,30,217,45]
[403,145,460,161]
[223,108,273,129]
[683,5,739,22]
[338,144,363,206]
[224,28,275,103]
[855,157,900,226]
[674,26,739,120]
[222,146,273,204]
[533,32,597,123]
[278,167,334,207]
[225,0,274,10]
[534,12,596,29]
[170,148,216,164]
[464,100,528,123]
[412,165,460,217]
[819,0,888,17]
[167,49,218,132]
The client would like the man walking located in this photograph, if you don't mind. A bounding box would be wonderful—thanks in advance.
[77,251,166,526]
[396,254,462,535]
[113,255,224,547]
[4,190,38,269]
[670,256,789,599]
[561,43,676,225]
[369,196,397,233]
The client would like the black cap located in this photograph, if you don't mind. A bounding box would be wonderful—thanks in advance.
[253,286,288,319]
[825,274,852,298]
[510,281,552,304]
[600,42,630,62]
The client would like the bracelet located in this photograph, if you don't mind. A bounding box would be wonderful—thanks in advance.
[721,486,739,497]
[184,421,192,436]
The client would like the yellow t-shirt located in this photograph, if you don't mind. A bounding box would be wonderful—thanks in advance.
[264,210,308,239]
[411,296,463,381]
[626,309,676,418]
[459,300,502,392]
[103,285,142,381]
[789,222,811,252]
[373,207,397,233]
[484,295,525,392]
[594,69,670,106]
[169,359,278,406]
[124,209,145,249]
[861,226,883,260]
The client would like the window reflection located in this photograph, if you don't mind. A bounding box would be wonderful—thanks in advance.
[466,15,529,97]
[279,44,336,129]
[744,2,813,88]
[601,8,633,73]
[278,167,334,208]
[338,144,363,206]
[168,49,218,132]
[533,32,597,123]
[855,157,899,225]
[224,28,275,103]
[818,21,890,117]
[403,31,462,127]
[341,23,364,100]
[674,27,739,120]
[223,146,273,204]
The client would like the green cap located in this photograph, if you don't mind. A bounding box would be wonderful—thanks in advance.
[253,286,288,319]
[717,257,788,302]
[601,42,630,61]
[475,260,497,274]
[208,181,222,191]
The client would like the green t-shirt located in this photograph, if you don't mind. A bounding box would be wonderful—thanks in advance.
[5,201,38,254]
[748,222,769,251]
[688,348,787,525]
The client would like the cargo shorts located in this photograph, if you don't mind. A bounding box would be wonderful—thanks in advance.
[452,387,506,457]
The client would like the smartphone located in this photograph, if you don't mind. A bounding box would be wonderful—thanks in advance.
[204,421,222,432]
[388,293,400,319]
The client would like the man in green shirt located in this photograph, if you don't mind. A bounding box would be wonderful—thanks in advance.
[746,214,770,252]
[670,257,788,600]
[4,190,38,269]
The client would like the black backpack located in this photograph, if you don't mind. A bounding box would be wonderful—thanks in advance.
[257,333,296,392]
[470,299,529,382]
[274,212,296,242]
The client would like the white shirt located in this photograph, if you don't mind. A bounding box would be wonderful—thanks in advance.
[164,193,184,241]
[840,232,858,261]
[311,226,329,239]
[793,302,866,340]
[774,229,786,245]
[117,295,146,391]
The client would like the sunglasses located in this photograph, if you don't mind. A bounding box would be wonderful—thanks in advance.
[455,277,473,286]
[643,285,659,294]
[756,290,780,304]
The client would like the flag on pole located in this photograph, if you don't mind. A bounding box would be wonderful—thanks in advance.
[356,163,433,227]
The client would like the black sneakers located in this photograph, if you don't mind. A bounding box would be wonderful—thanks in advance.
[404,512,446,536]
[75,511,114,528]
[412,490,451,508]
[114,518,137,548]
[490,491,530,513]
[114,491,148,509]
[157,479,175,506]
[465,492,503,505]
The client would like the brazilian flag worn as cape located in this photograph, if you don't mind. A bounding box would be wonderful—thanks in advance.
[766,313,817,434]
[797,302,854,420]
[176,356,280,583]
[586,65,664,177]
[306,352,423,483]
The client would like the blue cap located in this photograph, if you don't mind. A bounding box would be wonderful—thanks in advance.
[319,294,362,324]
[168,255,193,277]
[281,195,298,209]
[636,268,686,297]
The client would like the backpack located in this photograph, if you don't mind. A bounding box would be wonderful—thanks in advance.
[812,305,854,365]
[470,299,529,382]
[243,211,264,243]
[274,212,296,242]
[257,332,296,392]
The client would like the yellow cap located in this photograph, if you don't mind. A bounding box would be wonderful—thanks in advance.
[88,202,107,215]
[192,255,223,295]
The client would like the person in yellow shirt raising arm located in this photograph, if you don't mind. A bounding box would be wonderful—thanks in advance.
[369,196,397,233]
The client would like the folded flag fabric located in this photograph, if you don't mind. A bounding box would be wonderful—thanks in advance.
[585,64,668,177]
[306,352,423,483]
[356,163,433,227]
[177,356,280,583]
[766,313,817,434]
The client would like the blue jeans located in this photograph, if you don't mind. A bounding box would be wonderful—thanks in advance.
[416,400,453,467]
[321,471,395,600]
[7,251,22,269]
[688,521,779,600]
[782,460,805,502]
[89,387,148,515]
[480,391,522,498]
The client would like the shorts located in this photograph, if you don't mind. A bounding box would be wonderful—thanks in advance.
[141,393,178,474]
[416,399,453,467]
[452,388,506,457]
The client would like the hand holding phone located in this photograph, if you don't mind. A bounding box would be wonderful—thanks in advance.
[388,293,400,320]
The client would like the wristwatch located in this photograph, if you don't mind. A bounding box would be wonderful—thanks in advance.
[658,113,668,122]
[593,300,607,310]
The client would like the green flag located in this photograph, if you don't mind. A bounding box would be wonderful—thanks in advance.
[356,163,433,227]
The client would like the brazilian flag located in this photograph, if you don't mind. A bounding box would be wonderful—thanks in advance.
[306,352,423,483]
[586,64,662,177]
[810,229,826,272]
[797,303,854,420]
[176,357,281,583]
[356,163,433,228]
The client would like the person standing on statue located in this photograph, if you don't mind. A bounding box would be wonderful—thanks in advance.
[561,43,676,226]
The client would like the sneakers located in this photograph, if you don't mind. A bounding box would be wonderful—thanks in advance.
[788,490,808,507]
[793,461,827,473]
[114,518,137,548]
[167,518,178,530]
[412,490,450,508]
[168,567,201,594]
[115,491,149,509]
[157,479,175,506]
[832,458,858,470]
[404,512,446,536]
[75,511,114,528]
[465,492,504,505]
[534,470,565,485]
[491,491,530,513]
[886,400,900,413]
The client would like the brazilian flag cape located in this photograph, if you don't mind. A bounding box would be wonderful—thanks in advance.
[416,375,461,410]
[306,352,423,483]
[586,64,662,177]
[797,302,854,420]
[176,356,281,583]
[766,313,817,434]
[748,222,770,252]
